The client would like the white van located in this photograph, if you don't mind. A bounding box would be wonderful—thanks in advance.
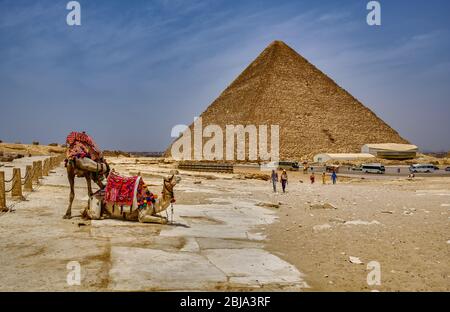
[361,164,385,174]
[409,164,436,173]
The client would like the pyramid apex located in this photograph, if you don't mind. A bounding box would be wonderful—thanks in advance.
[268,40,289,47]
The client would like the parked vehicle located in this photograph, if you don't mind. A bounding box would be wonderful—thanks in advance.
[351,165,362,172]
[446,167,450,172]
[409,164,436,173]
[325,165,340,173]
[278,161,300,170]
[361,163,385,174]
[262,161,299,171]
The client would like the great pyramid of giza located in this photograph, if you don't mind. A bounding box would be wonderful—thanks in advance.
[166,40,408,161]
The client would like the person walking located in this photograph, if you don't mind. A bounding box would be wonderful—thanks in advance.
[271,169,279,192]
[331,170,337,184]
[310,172,315,184]
[322,172,327,185]
[281,169,288,193]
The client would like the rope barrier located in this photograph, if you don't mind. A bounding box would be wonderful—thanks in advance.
[21,170,31,186]
[2,168,32,186]
[2,182,42,215]
[21,171,28,179]
[0,156,60,214]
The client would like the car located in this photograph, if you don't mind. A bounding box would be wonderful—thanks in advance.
[276,161,300,171]
[445,167,450,172]
[361,163,385,174]
[409,164,436,173]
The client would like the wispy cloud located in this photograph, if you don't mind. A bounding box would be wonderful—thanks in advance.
[0,0,449,151]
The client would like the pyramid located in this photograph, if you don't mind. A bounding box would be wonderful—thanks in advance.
[166,40,408,161]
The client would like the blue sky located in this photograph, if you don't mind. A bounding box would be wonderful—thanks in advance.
[0,0,449,152]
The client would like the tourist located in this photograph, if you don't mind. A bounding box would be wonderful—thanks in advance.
[322,172,326,185]
[281,169,288,193]
[271,169,278,192]
[310,172,315,184]
[331,171,337,184]
[303,163,308,174]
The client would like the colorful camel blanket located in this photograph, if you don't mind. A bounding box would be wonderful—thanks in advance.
[66,131,103,162]
[104,172,156,210]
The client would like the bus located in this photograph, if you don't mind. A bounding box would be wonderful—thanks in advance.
[361,163,386,174]
[409,164,437,173]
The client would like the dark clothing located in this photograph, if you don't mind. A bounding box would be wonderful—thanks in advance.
[271,171,278,192]
[280,172,288,193]
[281,179,287,192]
[271,172,278,182]
[331,172,337,184]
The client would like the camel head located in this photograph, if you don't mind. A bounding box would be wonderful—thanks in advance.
[162,170,181,202]
[164,170,181,187]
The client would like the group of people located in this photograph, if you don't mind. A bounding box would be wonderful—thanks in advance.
[270,169,337,193]
[270,169,289,193]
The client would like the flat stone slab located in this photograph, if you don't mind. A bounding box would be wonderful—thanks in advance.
[196,237,264,250]
[108,246,308,291]
[108,247,227,291]
[204,248,309,289]
[160,203,276,241]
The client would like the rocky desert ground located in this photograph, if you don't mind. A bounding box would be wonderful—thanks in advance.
[0,156,448,291]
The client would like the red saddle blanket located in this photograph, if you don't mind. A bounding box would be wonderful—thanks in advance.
[104,172,145,206]
[66,131,103,162]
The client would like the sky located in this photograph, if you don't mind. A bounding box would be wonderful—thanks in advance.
[0,0,449,152]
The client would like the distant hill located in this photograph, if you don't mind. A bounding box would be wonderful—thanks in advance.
[0,142,65,157]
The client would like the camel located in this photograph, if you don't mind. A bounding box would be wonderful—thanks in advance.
[64,157,110,219]
[87,171,181,224]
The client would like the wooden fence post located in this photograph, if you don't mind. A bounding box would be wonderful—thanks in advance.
[37,160,43,179]
[24,165,33,192]
[0,171,7,212]
[43,158,49,176]
[32,161,39,184]
[11,168,23,199]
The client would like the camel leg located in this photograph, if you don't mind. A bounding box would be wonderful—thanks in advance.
[64,170,75,219]
[139,214,168,224]
[85,175,93,197]
[138,207,168,224]
[95,178,104,190]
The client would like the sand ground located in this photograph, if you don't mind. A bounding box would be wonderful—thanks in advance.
[261,174,449,291]
[0,156,448,291]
